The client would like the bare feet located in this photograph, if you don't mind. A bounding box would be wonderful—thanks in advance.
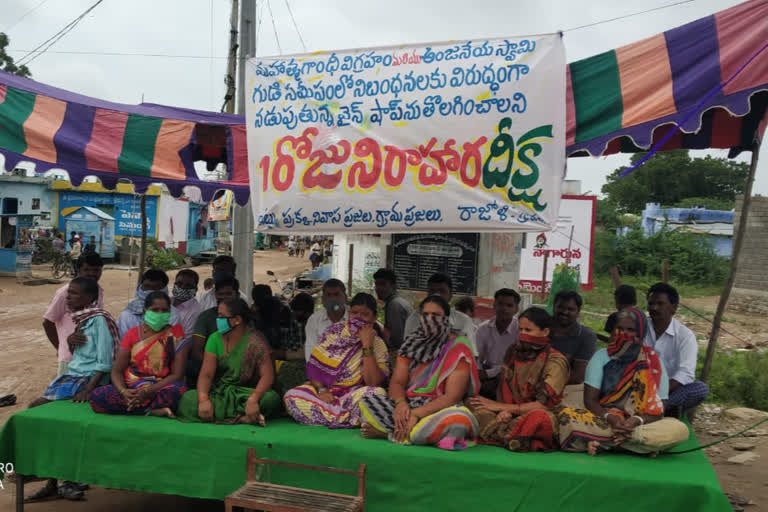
[587,440,601,456]
[238,414,266,426]
[361,423,386,439]
[148,407,176,418]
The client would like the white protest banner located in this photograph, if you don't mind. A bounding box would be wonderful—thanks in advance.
[519,195,596,293]
[245,35,566,233]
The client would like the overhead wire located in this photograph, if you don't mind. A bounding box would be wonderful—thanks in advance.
[562,0,696,33]
[8,48,228,59]
[284,0,306,52]
[266,0,282,55]
[17,0,105,67]
[2,0,51,33]
[209,0,215,110]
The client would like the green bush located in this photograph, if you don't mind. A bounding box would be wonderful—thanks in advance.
[594,226,729,286]
[146,241,185,271]
[699,350,768,411]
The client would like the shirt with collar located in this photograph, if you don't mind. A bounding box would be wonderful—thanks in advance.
[644,317,697,386]
[43,283,105,363]
[304,307,348,360]
[173,298,202,342]
[476,316,519,378]
[197,288,252,311]
[403,309,478,356]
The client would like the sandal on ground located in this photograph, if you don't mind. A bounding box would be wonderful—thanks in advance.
[24,482,60,503]
[57,481,85,501]
[0,394,16,407]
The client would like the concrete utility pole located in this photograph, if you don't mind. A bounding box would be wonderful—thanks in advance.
[231,0,256,297]
[223,0,239,115]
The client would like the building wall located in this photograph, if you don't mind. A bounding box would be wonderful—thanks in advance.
[331,232,523,299]
[331,234,390,290]
[728,196,768,315]
[157,193,190,253]
[0,178,56,224]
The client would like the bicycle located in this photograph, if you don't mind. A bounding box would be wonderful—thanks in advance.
[52,252,72,279]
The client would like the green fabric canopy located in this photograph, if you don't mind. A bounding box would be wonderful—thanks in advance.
[0,402,730,511]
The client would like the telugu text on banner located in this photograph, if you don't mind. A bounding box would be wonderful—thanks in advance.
[245,35,566,233]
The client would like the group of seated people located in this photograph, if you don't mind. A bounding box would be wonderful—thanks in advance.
[28,253,709,501]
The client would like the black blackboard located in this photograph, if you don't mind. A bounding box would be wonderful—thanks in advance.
[392,233,479,295]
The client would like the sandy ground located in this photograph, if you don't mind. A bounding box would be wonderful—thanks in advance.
[0,249,309,511]
[0,255,766,510]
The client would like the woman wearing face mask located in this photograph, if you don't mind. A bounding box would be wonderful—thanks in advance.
[176,298,280,425]
[468,307,570,452]
[283,293,390,428]
[359,295,480,450]
[116,269,173,339]
[557,307,688,456]
[89,291,188,417]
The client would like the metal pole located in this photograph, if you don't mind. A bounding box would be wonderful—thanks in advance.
[137,194,147,286]
[701,139,761,382]
[232,0,255,297]
[16,473,24,512]
[347,244,355,295]
[540,251,549,301]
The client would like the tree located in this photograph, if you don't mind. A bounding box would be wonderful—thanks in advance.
[0,32,31,78]
[601,150,748,213]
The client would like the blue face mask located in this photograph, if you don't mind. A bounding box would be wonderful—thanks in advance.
[216,316,233,334]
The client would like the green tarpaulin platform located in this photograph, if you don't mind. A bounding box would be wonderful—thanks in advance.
[0,402,729,511]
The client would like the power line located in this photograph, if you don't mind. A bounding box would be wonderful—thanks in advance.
[2,0,51,33]
[255,0,266,56]
[266,0,282,55]
[563,0,695,33]
[284,0,306,52]
[8,48,227,59]
[17,0,105,67]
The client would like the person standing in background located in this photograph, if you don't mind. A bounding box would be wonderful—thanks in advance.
[373,268,414,353]
[69,236,82,276]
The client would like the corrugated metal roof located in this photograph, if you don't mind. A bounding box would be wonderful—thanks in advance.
[62,206,115,221]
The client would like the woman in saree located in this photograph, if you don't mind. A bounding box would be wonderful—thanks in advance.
[468,307,570,452]
[283,293,389,428]
[177,298,280,425]
[557,307,689,455]
[89,291,187,417]
[359,296,480,450]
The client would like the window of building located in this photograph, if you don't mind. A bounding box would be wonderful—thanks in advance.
[31,198,40,210]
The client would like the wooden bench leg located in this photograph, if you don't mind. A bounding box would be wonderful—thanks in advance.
[15,474,24,512]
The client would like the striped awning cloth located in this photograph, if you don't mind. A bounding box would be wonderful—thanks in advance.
[0,70,250,204]
[566,0,768,158]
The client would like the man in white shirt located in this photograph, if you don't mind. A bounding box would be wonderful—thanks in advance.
[304,278,348,360]
[197,255,251,310]
[172,269,201,341]
[403,273,478,356]
[475,288,520,397]
[645,282,708,418]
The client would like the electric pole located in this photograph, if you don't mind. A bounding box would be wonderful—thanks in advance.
[231,0,256,297]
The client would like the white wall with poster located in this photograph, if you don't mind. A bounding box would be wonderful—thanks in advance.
[519,195,596,294]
